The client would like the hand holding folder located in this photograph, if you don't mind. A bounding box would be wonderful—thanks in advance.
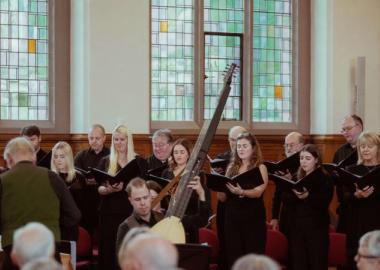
[269,167,324,192]
[324,165,380,192]
[91,157,142,185]
[264,152,300,175]
[205,167,264,194]
[75,167,94,179]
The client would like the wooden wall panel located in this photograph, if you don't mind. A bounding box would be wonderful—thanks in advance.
[0,133,348,224]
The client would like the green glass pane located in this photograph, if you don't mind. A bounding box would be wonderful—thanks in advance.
[18,93,28,106]
[37,54,48,66]
[30,1,37,12]
[39,28,47,39]
[267,1,275,12]
[37,15,47,27]
[37,67,47,80]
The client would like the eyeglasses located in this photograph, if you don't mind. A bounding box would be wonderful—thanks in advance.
[284,143,299,149]
[153,143,169,149]
[356,252,380,260]
[341,124,358,133]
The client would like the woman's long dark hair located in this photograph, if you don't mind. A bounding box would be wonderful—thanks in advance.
[297,144,322,179]
[226,132,263,177]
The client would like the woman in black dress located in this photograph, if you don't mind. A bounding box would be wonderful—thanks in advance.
[344,131,380,269]
[283,144,333,270]
[219,132,268,269]
[97,124,136,270]
[51,141,85,241]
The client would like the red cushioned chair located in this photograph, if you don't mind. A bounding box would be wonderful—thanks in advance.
[76,227,93,269]
[328,233,347,267]
[265,229,289,267]
[198,227,219,270]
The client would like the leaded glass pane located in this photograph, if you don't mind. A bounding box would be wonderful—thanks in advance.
[204,34,241,120]
[0,0,49,120]
[151,1,194,121]
[204,0,243,33]
[253,0,292,122]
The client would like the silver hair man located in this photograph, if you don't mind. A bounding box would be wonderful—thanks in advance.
[118,231,178,270]
[11,222,55,267]
[21,257,64,270]
[232,254,280,270]
[356,230,380,270]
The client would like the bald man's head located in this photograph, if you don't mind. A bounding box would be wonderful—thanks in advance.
[119,233,178,270]
[4,137,36,168]
[284,132,304,157]
[228,126,247,152]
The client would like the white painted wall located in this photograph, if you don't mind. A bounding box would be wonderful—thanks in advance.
[71,0,380,134]
[71,0,150,134]
[311,0,380,134]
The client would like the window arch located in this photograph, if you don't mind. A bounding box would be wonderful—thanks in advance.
[151,0,310,134]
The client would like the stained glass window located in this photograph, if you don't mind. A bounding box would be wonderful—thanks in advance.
[252,0,292,122]
[204,34,241,120]
[151,0,296,125]
[204,0,243,120]
[151,0,194,121]
[0,0,49,120]
[204,0,244,33]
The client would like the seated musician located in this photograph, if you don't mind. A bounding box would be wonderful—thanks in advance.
[161,138,211,242]
[116,176,208,252]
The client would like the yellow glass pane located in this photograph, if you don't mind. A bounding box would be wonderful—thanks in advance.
[160,21,168,32]
[274,85,283,99]
[28,39,36,53]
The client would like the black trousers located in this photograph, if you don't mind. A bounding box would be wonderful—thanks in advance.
[98,213,127,270]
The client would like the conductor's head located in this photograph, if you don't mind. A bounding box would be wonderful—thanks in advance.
[4,137,36,169]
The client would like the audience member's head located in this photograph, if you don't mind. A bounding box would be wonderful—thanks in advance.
[126,178,152,220]
[4,137,36,168]
[88,124,107,153]
[356,230,380,270]
[20,125,42,152]
[152,129,174,162]
[341,114,364,147]
[228,126,247,152]
[11,222,55,267]
[232,254,280,270]
[284,131,304,157]
[119,231,178,270]
[21,257,64,270]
